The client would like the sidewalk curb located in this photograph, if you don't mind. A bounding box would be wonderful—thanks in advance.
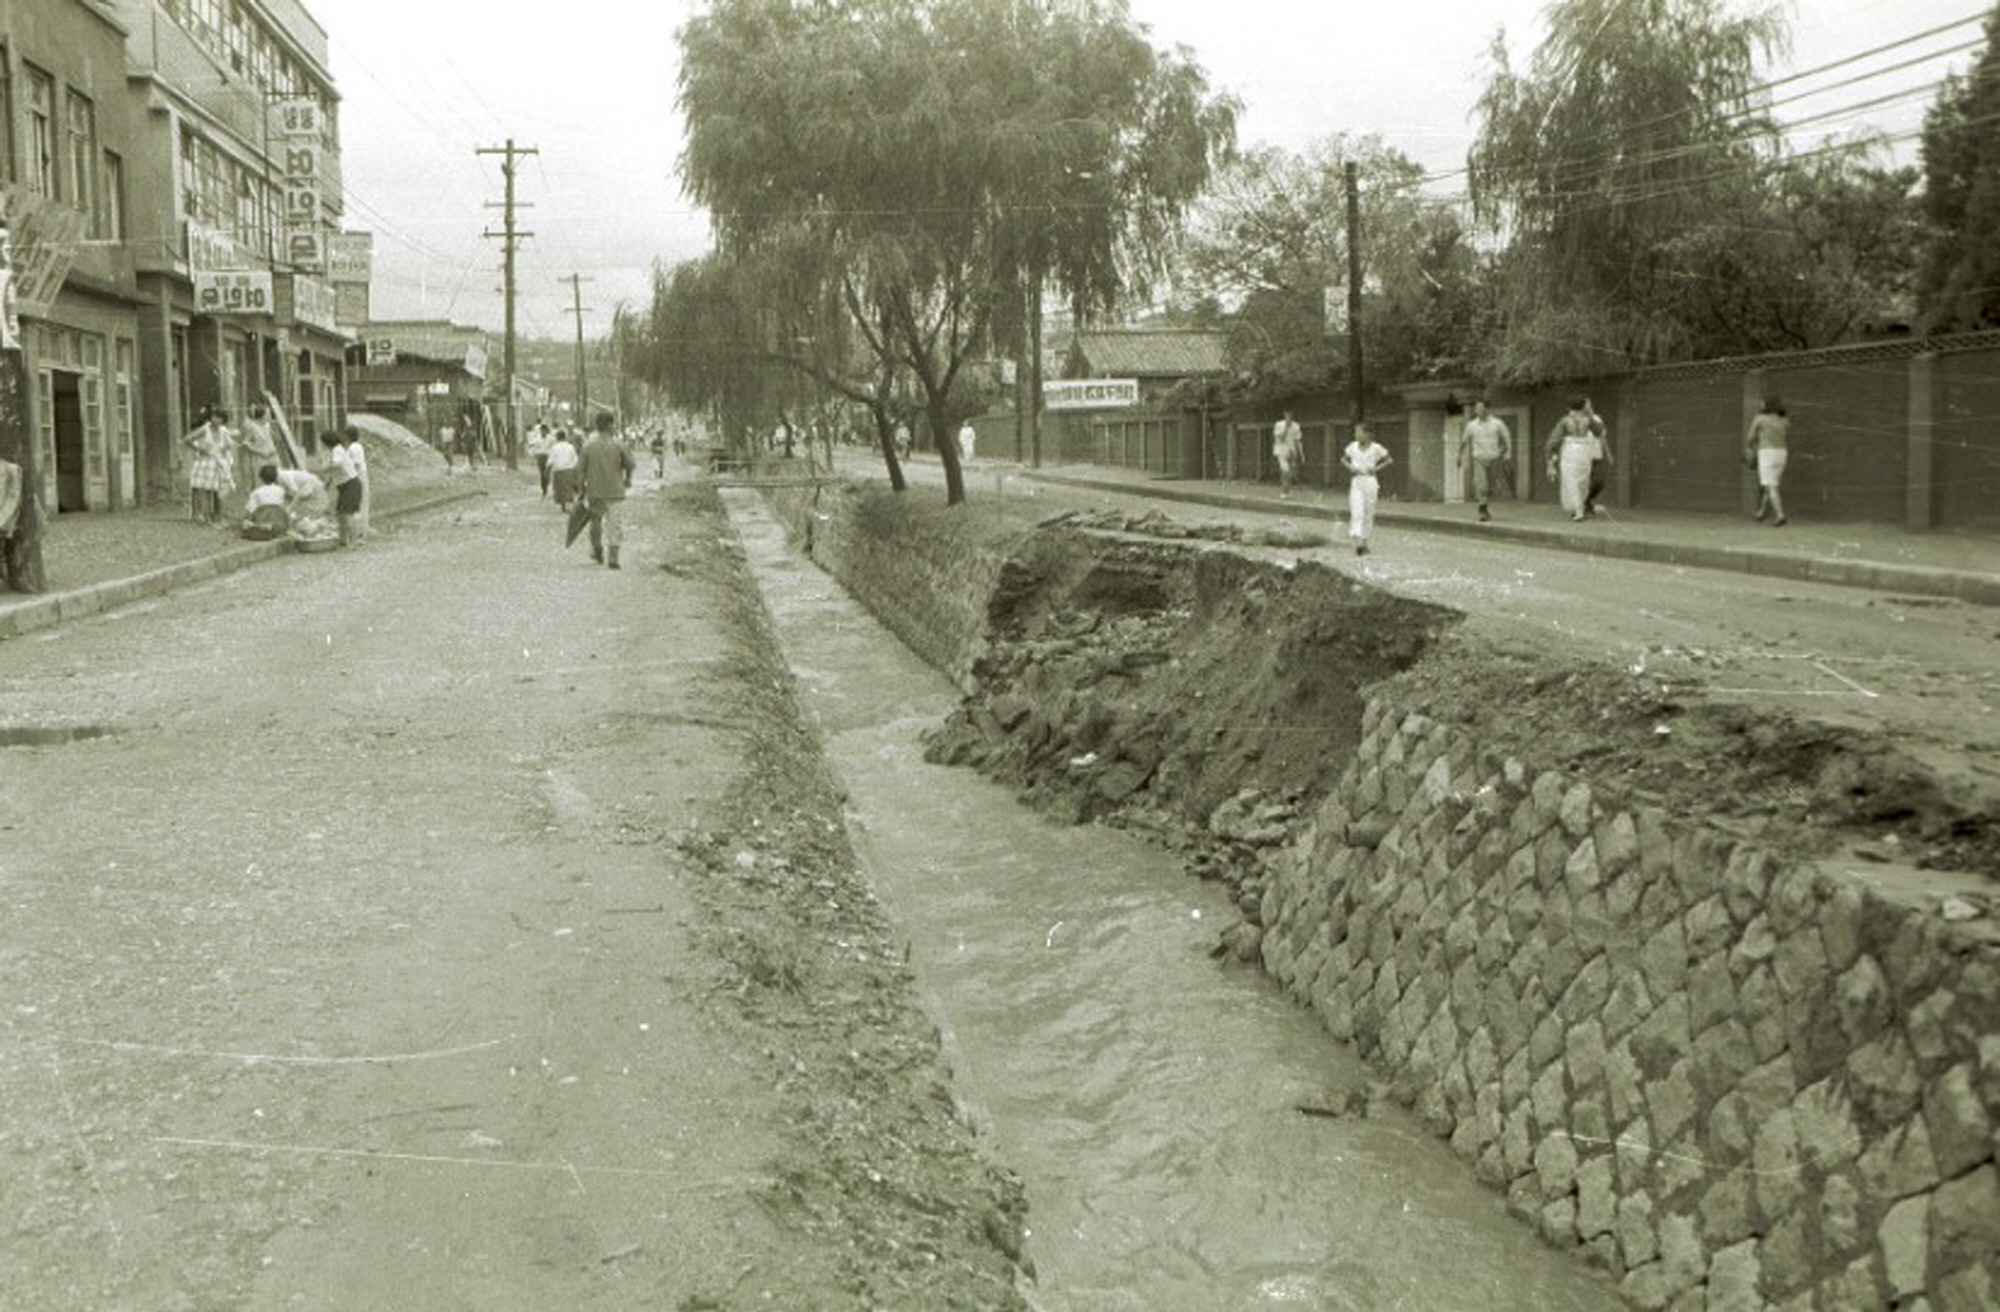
[0,487,489,643]
[1024,471,2000,608]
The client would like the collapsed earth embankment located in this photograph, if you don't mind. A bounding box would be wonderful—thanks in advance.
[763,476,2000,1312]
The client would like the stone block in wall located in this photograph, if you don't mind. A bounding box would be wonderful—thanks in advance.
[1684,893,1736,959]
[1608,1038,1647,1127]
[1639,918,1689,1001]
[1760,1206,1815,1301]
[1617,1188,1660,1267]
[1879,1191,1929,1299]
[1937,1261,1999,1312]
[1687,952,1739,1034]
[1822,1254,1888,1312]
[1691,1018,1757,1111]
[1576,1152,1617,1239]
[1604,970,1655,1045]
[1793,1078,1864,1178]
[1698,1170,1754,1248]
[1706,1237,1762,1312]
[1726,912,1778,978]
[1538,1193,1579,1247]
[1740,964,1788,1063]
[1856,1115,1940,1203]
[1848,1031,1923,1130]
[1925,1063,1996,1180]
[1621,1210,1704,1309]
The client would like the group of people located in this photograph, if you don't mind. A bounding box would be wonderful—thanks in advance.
[1268,391,1796,554]
[187,406,368,548]
[182,404,280,526]
[530,414,634,569]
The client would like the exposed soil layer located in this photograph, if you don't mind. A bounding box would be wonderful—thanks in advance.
[924,519,2000,890]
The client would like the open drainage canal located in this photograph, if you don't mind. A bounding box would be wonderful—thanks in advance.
[724,492,1623,1311]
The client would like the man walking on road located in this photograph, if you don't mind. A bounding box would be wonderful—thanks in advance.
[1461,399,1512,522]
[1271,410,1303,497]
[579,412,635,569]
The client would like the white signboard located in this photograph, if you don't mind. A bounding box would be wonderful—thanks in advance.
[195,270,273,316]
[289,275,339,333]
[326,232,373,285]
[1044,378,1139,411]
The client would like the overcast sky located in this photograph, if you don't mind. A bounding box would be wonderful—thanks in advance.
[327,0,1986,340]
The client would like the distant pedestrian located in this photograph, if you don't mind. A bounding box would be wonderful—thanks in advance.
[438,421,459,470]
[548,427,580,509]
[1583,401,1613,518]
[528,422,554,497]
[1341,424,1393,556]
[1460,399,1512,522]
[320,429,361,547]
[455,414,482,468]
[1272,410,1304,497]
[1746,396,1790,526]
[578,413,635,569]
[1544,396,1605,522]
[344,425,370,543]
[183,407,236,525]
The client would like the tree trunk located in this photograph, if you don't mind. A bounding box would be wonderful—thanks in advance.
[927,396,965,506]
[0,350,45,594]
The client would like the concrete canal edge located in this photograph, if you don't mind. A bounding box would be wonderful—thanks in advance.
[761,477,2000,1311]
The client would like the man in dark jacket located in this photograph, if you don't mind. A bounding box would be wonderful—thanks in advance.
[578,414,635,568]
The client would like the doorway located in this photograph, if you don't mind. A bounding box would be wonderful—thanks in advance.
[51,371,88,513]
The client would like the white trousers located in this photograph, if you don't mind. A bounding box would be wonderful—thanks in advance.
[1348,474,1379,541]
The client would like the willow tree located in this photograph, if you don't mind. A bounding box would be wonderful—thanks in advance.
[1917,1,2000,332]
[677,0,1232,503]
[1468,0,1787,379]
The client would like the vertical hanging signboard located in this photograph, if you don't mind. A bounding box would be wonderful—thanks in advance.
[271,98,325,273]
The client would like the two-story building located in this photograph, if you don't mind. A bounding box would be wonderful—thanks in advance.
[1,0,145,513]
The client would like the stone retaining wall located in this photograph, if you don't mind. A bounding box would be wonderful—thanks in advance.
[760,481,2000,1309]
[1260,701,2000,1310]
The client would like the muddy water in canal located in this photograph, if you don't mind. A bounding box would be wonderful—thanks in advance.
[725,492,1624,1312]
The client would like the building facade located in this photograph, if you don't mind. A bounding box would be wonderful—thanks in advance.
[109,0,352,503]
[1,0,145,513]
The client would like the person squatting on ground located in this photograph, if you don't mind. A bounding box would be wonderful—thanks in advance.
[1746,396,1790,526]
[240,465,291,540]
[548,428,580,510]
[184,407,236,525]
[579,413,635,569]
[1545,396,1607,522]
[1461,399,1512,522]
[320,430,362,547]
[1272,410,1303,497]
[1342,424,1393,556]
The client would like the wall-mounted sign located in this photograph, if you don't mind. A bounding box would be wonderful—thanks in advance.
[366,337,396,366]
[326,232,372,286]
[195,270,273,316]
[1044,378,1139,411]
[288,275,339,333]
[270,98,323,140]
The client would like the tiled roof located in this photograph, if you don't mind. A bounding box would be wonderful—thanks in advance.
[1071,329,1227,378]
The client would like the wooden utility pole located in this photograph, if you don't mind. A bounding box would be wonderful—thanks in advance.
[1345,160,1365,427]
[477,139,536,468]
[0,224,41,593]
[562,273,592,420]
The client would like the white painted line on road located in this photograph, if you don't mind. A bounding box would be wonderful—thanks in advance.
[65,1035,506,1066]
[1815,660,1882,699]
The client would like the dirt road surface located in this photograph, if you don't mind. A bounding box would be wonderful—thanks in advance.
[0,473,1026,1310]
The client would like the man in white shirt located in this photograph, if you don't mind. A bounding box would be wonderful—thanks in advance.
[1461,400,1512,522]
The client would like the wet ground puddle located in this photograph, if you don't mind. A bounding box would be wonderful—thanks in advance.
[724,492,1621,1312]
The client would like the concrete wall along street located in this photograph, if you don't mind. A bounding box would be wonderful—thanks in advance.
[758,475,2000,1311]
